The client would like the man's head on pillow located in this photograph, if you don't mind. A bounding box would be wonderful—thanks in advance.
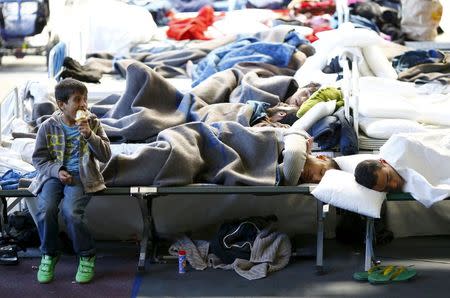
[300,155,340,183]
[354,159,405,192]
[285,82,321,107]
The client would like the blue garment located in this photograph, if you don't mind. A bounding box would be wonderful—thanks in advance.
[248,100,270,126]
[192,32,305,87]
[392,50,445,73]
[334,107,358,155]
[331,14,380,32]
[246,0,291,10]
[36,176,95,256]
[308,115,341,150]
[212,0,232,11]
[48,41,67,79]
[0,169,37,190]
[61,121,81,175]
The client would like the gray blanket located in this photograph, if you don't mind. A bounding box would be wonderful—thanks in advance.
[115,48,209,78]
[101,121,281,187]
[92,62,297,143]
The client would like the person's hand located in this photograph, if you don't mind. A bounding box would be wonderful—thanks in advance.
[77,118,92,139]
[307,136,314,154]
[59,170,73,185]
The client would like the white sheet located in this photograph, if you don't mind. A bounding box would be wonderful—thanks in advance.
[359,117,428,139]
[356,77,450,126]
[208,9,277,37]
[53,0,157,60]
[294,23,387,87]
[380,130,450,207]
[0,147,35,176]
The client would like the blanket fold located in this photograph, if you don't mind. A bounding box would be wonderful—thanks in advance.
[93,62,297,143]
[102,121,280,187]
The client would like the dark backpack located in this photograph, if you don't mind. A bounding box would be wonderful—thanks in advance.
[6,209,40,249]
[209,215,277,264]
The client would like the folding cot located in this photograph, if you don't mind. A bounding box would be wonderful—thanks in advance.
[337,51,450,272]
[0,185,327,273]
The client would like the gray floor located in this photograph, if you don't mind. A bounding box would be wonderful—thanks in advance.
[0,55,48,101]
[6,236,450,297]
[137,237,450,297]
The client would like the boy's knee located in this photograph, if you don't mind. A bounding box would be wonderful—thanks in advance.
[37,205,59,220]
[61,207,84,223]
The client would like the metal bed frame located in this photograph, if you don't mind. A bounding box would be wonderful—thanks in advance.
[0,185,328,273]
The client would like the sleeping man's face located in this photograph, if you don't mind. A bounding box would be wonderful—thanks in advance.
[300,155,337,183]
[285,83,321,107]
[372,159,405,192]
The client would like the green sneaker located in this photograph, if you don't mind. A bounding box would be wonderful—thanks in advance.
[37,255,59,283]
[75,256,95,283]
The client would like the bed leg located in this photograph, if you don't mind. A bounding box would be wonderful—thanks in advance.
[1,197,7,237]
[364,217,374,271]
[136,193,150,272]
[146,195,159,263]
[316,200,325,275]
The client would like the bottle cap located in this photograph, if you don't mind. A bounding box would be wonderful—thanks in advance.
[178,250,186,255]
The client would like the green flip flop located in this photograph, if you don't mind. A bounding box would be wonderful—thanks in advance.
[368,265,417,284]
[353,265,386,282]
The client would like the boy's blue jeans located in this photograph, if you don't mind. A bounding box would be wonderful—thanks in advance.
[36,176,95,256]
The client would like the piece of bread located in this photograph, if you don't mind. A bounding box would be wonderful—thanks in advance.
[75,110,89,122]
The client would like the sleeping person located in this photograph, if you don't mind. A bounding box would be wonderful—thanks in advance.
[101,120,339,187]
[354,130,450,207]
[90,61,321,142]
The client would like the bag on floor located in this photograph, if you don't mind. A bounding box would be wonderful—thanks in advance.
[209,215,277,264]
[401,0,443,41]
[6,209,40,249]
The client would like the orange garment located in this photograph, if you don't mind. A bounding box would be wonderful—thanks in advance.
[167,5,215,40]
[294,0,336,16]
[306,25,333,42]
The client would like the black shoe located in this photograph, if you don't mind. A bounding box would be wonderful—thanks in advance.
[0,244,19,265]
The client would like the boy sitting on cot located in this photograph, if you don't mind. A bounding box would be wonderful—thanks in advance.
[29,78,111,284]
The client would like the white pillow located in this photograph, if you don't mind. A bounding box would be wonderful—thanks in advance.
[315,25,385,48]
[334,154,379,174]
[357,93,419,120]
[359,117,427,139]
[292,100,336,131]
[362,45,398,79]
[326,47,374,77]
[295,24,384,86]
[312,169,386,218]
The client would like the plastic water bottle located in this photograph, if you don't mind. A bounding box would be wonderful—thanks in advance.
[178,250,186,274]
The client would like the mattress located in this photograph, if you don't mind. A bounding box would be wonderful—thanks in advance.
[358,133,386,151]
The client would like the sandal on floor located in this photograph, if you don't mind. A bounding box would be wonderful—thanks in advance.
[353,265,386,281]
[368,265,416,284]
